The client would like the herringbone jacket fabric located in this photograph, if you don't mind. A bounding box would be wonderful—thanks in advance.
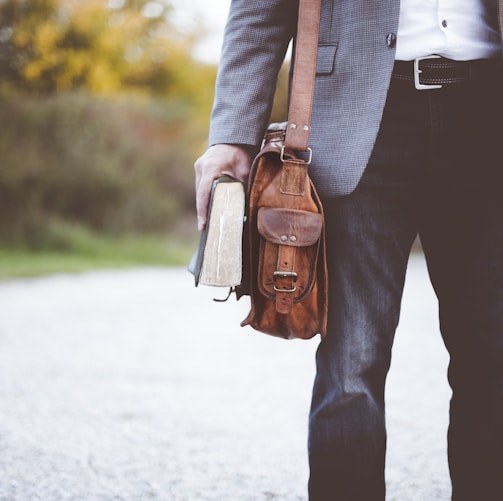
[208,0,503,198]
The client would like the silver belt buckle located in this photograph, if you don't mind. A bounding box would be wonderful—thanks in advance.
[414,55,443,90]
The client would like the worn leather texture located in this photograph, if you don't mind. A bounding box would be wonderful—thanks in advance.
[240,126,328,340]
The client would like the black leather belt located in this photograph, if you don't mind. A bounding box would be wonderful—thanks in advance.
[392,55,500,90]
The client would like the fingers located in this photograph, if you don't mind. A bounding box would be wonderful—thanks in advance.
[194,144,252,230]
[195,168,212,230]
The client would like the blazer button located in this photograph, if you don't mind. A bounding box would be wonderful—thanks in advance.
[386,33,397,48]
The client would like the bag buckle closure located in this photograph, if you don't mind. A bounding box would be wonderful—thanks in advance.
[280,145,312,165]
[273,271,298,293]
[414,55,443,90]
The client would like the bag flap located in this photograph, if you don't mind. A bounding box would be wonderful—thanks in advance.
[257,207,322,247]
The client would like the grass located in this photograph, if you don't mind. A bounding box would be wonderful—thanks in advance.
[0,234,197,280]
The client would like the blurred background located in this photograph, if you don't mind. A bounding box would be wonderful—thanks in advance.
[0,0,290,278]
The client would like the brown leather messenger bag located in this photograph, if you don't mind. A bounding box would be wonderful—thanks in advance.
[239,0,328,340]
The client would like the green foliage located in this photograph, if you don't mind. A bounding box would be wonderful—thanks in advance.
[0,233,195,278]
[0,93,201,249]
[270,63,290,124]
[0,0,291,270]
[0,0,216,112]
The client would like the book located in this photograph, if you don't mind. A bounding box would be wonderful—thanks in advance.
[188,176,245,287]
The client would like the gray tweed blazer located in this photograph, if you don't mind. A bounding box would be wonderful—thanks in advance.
[208,0,503,198]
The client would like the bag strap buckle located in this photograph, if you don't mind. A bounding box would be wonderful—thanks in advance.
[280,145,313,165]
[273,271,298,293]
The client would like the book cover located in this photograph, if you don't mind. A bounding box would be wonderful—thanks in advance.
[188,176,245,287]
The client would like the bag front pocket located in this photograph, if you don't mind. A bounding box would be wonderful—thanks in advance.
[256,207,322,303]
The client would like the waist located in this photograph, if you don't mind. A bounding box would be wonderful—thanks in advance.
[392,56,502,90]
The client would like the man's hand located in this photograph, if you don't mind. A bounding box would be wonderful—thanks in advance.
[194,144,253,230]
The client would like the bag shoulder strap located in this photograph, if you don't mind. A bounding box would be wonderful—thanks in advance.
[285,0,322,152]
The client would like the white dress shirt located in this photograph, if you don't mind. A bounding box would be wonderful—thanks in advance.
[396,0,502,60]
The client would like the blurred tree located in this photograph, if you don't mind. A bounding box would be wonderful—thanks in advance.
[270,63,290,124]
[0,0,294,251]
[0,0,216,108]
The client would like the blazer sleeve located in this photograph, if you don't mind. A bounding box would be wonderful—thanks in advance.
[208,0,299,149]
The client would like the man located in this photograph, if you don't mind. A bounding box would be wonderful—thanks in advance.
[194,1,503,499]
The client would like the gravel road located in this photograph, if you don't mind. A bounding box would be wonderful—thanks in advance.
[0,253,452,500]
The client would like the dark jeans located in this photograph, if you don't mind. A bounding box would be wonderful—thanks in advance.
[308,63,503,501]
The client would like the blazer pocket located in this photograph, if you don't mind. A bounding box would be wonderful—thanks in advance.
[316,43,338,75]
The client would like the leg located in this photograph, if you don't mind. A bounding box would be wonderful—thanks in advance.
[419,71,503,501]
[308,188,416,501]
[308,81,424,500]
